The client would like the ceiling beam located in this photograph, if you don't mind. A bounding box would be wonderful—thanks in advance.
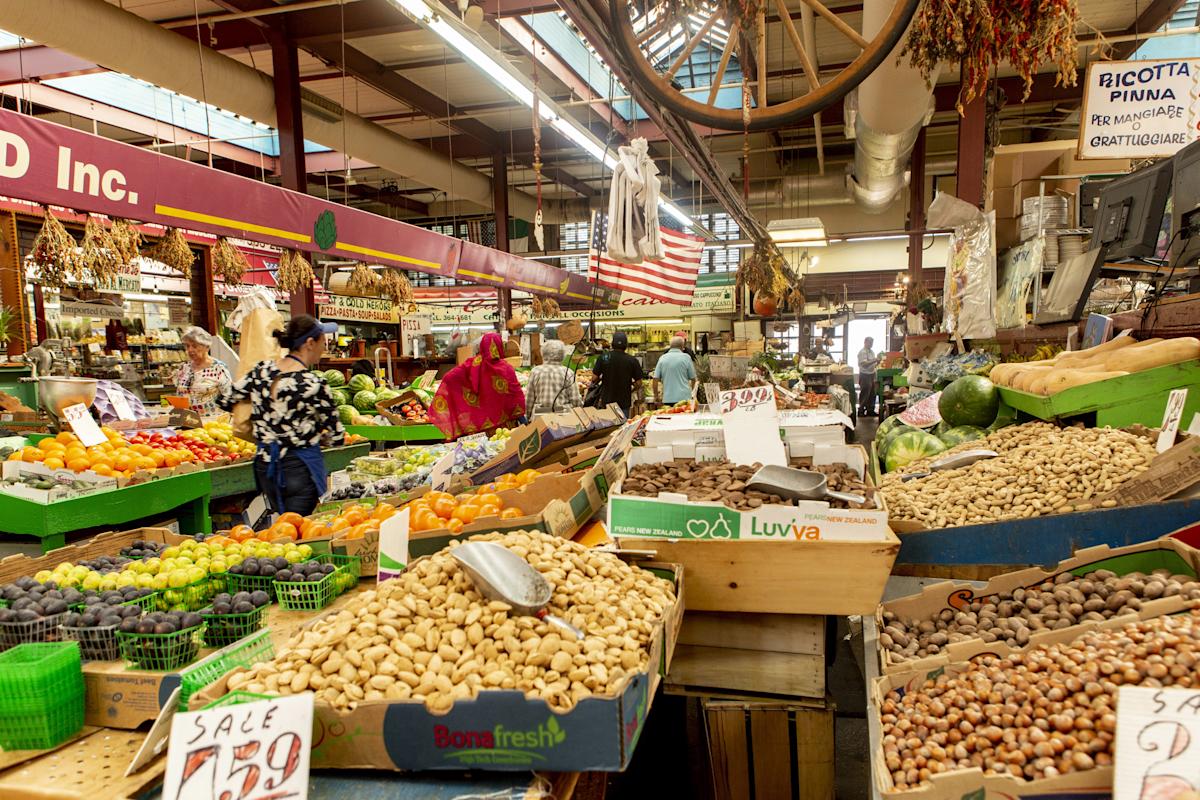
[1111,0,1190,59]
[0,45,102,84]
[171,0,416,51]
[324,176,431,215]
[482,0,562,17]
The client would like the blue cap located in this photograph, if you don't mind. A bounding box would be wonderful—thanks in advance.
[294,321,338,346]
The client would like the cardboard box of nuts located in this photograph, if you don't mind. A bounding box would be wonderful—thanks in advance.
[610,441,900,616]
[873,538,1200,676]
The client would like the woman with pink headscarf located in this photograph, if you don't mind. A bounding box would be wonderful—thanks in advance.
[429,332,526,439]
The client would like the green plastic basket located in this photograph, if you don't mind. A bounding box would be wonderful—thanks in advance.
[201,690,275,710]
[0,612,68,650]
[121,591,160,612]
[155,575,227,613]
[61,623,120,661]
[0,642,83,714]
[325,553,363,580]
[200,604,267,649]
[177,628,275,711]
[117,624,205,671]
[0,688,84,750]
[224,571,281,602]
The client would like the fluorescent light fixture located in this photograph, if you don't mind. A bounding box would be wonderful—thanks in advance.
[387,0,695,231]
[768,218,827,246]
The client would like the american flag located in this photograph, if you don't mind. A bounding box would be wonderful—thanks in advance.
[587,211,705,305]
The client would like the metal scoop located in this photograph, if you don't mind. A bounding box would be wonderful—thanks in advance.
[900,449,999,481]
[746,465,866,505]
[451,541,584,640]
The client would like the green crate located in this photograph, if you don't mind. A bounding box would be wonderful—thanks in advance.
[224,571,280,602]
[121,591,160,612]
[0,687,84,750]
[325,553,362,580]
[200,604,267,649]
[155,575,227,613]
[178,629,275,711]
[0,612,68,650]
[0,642,83,713]
[117,624,205,671]
[61,623,120,661]
[201,690,275,710]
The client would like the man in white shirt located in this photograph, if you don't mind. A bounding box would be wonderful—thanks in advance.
[857,337,880,417]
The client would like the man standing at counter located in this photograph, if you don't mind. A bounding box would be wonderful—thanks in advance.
[654,336,696,406]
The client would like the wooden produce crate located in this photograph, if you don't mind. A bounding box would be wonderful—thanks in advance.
[997,358,1200,428]
[667,612,827,701]
[705,699,834,800]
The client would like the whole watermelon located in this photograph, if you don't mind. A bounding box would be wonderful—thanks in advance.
[331,388,350,406]
[876,416,918,457]
[938,425,987,447]
[353,390,379,412]
[325,370,347,388]
[876,414,911,441]
[885,430,947,472]
[337,405,358,425]
[938,375,1000,428]
[347,374,375,394]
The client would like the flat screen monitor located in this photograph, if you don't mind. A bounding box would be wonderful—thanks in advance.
[1172,138,1200,266]
[1090,159,1173,260]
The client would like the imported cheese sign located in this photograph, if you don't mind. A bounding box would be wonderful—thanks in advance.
[1079,58,1200,159]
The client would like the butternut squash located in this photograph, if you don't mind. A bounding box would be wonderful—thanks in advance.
[992,360,1054,387]
[1012,365,1056,392]
[1042,369,1130,395]
[1100,337,1200,373]
[1053,335,1138,367]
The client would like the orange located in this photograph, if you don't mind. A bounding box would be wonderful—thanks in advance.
[476,483,496,493]
[341,507,367,526]
[66,457,90,472]
[131,443,153,456]
[450,505,478,524]
[499,507,523,519]
[329,516,352,533]
[113,454,134,472]
[476,503,501,519]
[230,524,254,542]
[37,438,62,452]
[64,446,86,462]
[517,469,541,485]
[431,496,457,519]
[412,509,440,532]
[277,512,304,528]
[273,522,298,539]
[90,464,113,476]
[445,518,465,534]
[90,457,114,471]
[303,521,331,540]
[426,491,454,505]
[164,453,182,468]
[41,456,65,470]
[6,452,19,461]
[475,492,502,509]
[55,431,77,445]
[149,450,166,468]
[21,446,44,463]
[372,504,396,520]
[134,456,157,471]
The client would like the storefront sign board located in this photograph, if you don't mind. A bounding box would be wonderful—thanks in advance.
[320,294,400,324]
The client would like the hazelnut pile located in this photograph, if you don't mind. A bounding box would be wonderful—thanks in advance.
[880,609,1200,791]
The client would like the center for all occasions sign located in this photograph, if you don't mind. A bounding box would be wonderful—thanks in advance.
[1079,59,1200,159]
[163,693,313,800]
[718,385,786,466]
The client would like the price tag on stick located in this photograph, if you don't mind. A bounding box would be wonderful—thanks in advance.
[718,386,787,466]
[61,403,107,447]
[1157,388,1188,453]
[109,392,137,422]
[429,449,456,492]
[1113,686,1200,800]
[377,506,410,582]
[162,692,313,800]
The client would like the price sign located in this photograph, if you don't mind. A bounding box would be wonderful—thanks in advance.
[1114,687,1200,800]
[378,506,410,582]
[429,449,456,492]
[61,403,107,447]
[1158,389,1188,452]
[718,386,786,466]
[109,392,137,422]
[703,382,721,409]
[162,692,313,800]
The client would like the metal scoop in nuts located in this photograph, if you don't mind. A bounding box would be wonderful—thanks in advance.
[451,541,585,640]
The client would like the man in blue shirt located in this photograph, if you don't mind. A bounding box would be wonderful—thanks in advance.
[653,336,696,405]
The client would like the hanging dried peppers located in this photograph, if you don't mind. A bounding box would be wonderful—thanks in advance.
[31,207,79,290]
[212,237,249,285]
[149,228,195,279]
[902,0,1079,113]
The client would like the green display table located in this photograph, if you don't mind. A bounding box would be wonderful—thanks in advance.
[206,442,370,498]
[0,470,212,552]
[345,423,447,444]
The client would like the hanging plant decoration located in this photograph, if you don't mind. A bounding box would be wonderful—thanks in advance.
[901,0,1079,113]
[277,249,315,294]
[212,237,249,285]
[379,269,414,306]
[80,216,122,288]
[348,262,380,294]
[531,296,560,320]
[149,228,195,279]
[736,242,791,299]
[31,207,80,290]
[109,219,142,266]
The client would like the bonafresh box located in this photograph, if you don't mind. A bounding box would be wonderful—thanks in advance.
[874,537,1200,676]
[611,440,900,615]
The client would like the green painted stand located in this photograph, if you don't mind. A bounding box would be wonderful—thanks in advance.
[0,470,212,552]
[345,423,447,444]
[0,365,36,410]
[206,443,371,498]
[998,359,1200,428]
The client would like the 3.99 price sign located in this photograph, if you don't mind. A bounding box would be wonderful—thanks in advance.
[163,693,313,800]
[719,385,774,414]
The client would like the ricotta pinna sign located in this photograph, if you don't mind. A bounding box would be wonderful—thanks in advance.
[1079,59,1200,159]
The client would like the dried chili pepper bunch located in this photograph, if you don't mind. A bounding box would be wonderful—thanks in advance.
[379,269,414,305]
[212,237,248,285]
[31,207,81,290]
[902,0,1078,113]
[148,228,195,279]
[80,216,122,287]
[348,262,380,294]
[277,249,315,294]
[109,219,142,266]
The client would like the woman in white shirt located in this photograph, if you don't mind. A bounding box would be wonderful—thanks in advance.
[175,326,232,415]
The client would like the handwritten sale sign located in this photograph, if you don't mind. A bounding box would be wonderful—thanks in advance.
[1079,59,1200,159]
[1114,687,1200,800]
[163,693,313,800]
[719,386,786,466]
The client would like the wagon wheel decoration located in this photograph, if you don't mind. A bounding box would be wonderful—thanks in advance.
[608,0,921,131]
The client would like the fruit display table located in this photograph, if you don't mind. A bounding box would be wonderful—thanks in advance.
[0,470,212,552]
[344,423,446,444]
[206,442,370,499]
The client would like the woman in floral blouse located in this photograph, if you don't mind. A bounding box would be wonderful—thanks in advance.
[217,315,344,515]
[175,327,232,415]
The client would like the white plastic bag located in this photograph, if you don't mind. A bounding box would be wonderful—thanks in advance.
[929,193,996,340]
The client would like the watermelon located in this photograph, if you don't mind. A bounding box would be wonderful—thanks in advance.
[939,375,1000,428]
[337,405,358,425]
[331,388,350,406]
[938,425,987,447]
[347,374,375,394]
[885,430,947,472]
[353,390,379,412]
[878,420,918,458]
[988,401,1018,432]
[325,370,347,387]
[875,414,911,442]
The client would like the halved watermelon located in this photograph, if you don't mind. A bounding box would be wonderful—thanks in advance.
[885,430,947,472]
[898,392,942,429]
[938,425,987,447]
[939,375,1000,428]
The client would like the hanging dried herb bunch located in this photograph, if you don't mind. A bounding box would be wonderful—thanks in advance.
[149,228,195,278]
[901,0,1079,113]
[379,270,414,305]
[530,297,560,319]
[80,216,122,287]
[736,242,791,298]
[277,249,315,294]
[212,237,249,285]
[31,207,80,290]
[109,219,142,266]
[348,262,380,294]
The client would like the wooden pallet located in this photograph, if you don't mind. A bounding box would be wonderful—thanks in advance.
[705,699,835,800]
